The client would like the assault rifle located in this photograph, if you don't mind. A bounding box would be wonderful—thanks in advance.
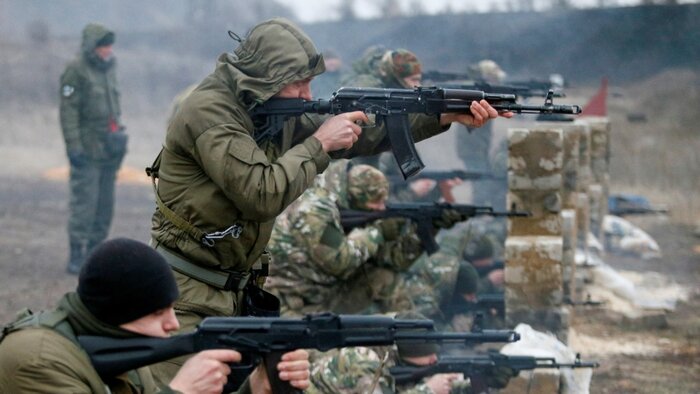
[444,292,506,320]
[468,293,506,318]
[386,169,504,185]
[339,202,529,254]
[78,313,519,394]
[441,81,564,99]
[421,70,564,97]
[250,86,581,179]
[390,353,599,391]
[448,292,604,321]
[608,193,669,217]
[385,170,505,204]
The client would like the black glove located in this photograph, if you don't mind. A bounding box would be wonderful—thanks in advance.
[105,131,128,158]
[374,218,406,242]
[432,209,463,229]
[67,149,87,167]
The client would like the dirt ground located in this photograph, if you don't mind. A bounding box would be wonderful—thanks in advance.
[0,170,698,393]
[0,71,698,392]
[578,218,700,394]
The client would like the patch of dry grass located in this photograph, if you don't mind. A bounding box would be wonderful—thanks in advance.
[605,68,700,225]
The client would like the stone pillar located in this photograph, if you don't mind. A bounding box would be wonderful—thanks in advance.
[574,121,592,252]
[580,117,611,242]
[573,122,593,302]
[505,127,568,341]
[560,125,581,304]
[588,184,605,250]
[561,210,577,303]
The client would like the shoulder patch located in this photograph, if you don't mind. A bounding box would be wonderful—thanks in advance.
[62,85,75,97]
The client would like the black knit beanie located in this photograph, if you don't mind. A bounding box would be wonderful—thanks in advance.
[454,261,479,296]
[77,238,179,326]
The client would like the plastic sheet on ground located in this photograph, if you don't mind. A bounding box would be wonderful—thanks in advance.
[501,324,593,394]
[603,215,662,259]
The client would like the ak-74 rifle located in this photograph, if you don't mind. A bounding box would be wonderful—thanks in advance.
[442,81,565,99]
[385,169,505,203]
[390,352,599,392]
[250,86,581,179]
[385,169,504,185]
[421,70,565,98]
[78,313,519,394]
[339,202,529,254]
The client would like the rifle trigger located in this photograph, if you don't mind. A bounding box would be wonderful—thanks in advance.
[357,113,377,128]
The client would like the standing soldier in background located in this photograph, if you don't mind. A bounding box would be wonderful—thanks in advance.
[59,23,128,275]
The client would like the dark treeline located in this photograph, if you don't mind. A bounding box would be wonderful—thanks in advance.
[1,3,698,108]
[303,4,700,84]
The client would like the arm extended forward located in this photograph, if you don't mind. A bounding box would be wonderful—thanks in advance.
[250,86,580,179]
[77,313,519,381]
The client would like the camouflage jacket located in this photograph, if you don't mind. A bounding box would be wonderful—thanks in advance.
[398,234,472,329]
[308,347,433,394]
[266,160,423,315]
[59,23,122,161]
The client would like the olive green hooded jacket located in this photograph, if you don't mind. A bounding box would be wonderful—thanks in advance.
[151,18,445,287]
[0,293,172,394]
[60,23,122,161]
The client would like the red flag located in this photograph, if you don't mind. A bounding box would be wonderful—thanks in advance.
[580,77,608,117]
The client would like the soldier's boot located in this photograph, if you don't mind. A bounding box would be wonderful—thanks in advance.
[66,240,86,275]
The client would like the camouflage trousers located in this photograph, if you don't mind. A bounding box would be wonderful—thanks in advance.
[68,160,120,247]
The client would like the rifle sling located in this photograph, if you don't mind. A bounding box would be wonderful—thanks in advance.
[148,148,208,244]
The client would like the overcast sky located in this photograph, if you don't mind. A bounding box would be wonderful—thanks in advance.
[275,0,637,22]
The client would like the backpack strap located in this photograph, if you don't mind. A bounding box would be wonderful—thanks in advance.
[0,308,77,346]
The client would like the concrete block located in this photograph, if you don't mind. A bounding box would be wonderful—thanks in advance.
[505,236,563,308]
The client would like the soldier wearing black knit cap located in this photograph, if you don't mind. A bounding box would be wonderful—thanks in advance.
[0,238,310,394]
